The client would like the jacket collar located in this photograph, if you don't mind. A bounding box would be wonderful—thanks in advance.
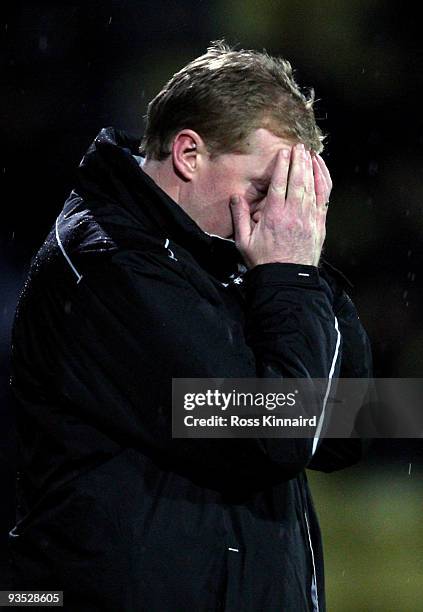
[76,127,244,279]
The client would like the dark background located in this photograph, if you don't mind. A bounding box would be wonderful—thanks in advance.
[1,1,422,609]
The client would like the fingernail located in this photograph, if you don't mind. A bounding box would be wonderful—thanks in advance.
[297,143,305,150]
[302,150,309,160]
[282,148,290,158]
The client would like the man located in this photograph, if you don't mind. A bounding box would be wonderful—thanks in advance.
[10,42,372,611]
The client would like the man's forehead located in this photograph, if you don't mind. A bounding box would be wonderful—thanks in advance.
[242,129,295,182]
[245,127,297,154]
[244,128,297,179]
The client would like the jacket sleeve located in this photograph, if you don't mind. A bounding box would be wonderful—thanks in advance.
[306,276,374,473]
[38,248,341,489]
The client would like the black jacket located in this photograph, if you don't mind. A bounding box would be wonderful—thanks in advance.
[9,127,372,611]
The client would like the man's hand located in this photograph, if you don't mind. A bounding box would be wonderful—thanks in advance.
[230,143,332,268]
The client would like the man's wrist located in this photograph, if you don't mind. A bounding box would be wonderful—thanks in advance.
[245,262,320,288]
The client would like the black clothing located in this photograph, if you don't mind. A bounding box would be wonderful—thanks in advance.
[9,128,372,611]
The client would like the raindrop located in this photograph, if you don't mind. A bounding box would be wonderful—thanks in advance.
[402,291,408,299]
[368,161,378,176]
[108,16,112,25]
[408,463,412,476]
[407,250,412,257]
[39,36,48,52]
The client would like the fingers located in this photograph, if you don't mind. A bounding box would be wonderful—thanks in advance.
[312,156,327,208]
[315,154,333,193]
[284,145,316,216]
[230,194,252,247]
[265,148,291,216]
[304,149,314,195]
[304,149,315,222]
[312,154,329,266]
[264,145,319,220]
[285,145,305,212]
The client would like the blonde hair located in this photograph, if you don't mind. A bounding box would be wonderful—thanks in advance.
[140,40,325,160]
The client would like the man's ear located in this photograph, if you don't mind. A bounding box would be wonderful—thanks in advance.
[171,130,205,181]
